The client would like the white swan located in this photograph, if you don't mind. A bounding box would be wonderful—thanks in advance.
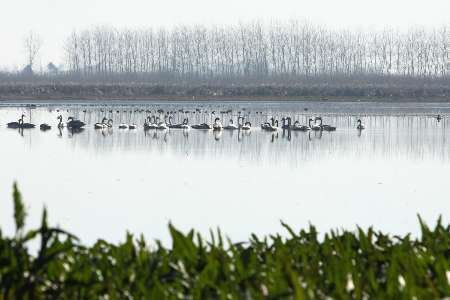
[310,118,322,131]
[292,120,310,131]
[223,119,238,130]
[266,119,279,131]
[241,121,251,130]
[156,117,169,130]
[95,117,108,129]
[144,116,158,130]
[262,117,277,131]
[180,118,190,129]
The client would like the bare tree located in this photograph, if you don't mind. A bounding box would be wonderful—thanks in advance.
[62,22,450,80]
[23,31,43,72]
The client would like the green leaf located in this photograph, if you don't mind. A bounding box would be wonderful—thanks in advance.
[13,182,27,235]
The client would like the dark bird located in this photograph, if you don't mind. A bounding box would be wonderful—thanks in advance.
[67,117,86,129]
[7,118,22,129]
[40,123,51,131]
[10,115,35,129]
[357,119,365,130]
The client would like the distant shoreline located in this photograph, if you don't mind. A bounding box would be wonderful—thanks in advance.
[1,95,450,103]
[1,82,449,103]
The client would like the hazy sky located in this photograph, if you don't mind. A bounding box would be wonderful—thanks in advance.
[1,0,449,70]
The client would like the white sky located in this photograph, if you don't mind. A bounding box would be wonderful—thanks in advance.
[0,0,449,70]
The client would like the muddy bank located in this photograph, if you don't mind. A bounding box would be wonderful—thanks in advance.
[0,82,449,102]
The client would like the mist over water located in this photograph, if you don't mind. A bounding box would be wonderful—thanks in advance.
[0,100,449,245]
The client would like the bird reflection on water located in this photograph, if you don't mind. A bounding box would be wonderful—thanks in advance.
[0,102,449,165]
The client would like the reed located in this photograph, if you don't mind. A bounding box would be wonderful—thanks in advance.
[1,183,449,299]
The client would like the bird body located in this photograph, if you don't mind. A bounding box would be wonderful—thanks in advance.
[9,115,35,129]
[213,118,223,131]
[322,125,336,131]
[191,123,212,129]
[224,119,238,130]
[40,123,51,131]
[357,119,365,130]
[67,117,86,129]
[168,116,188,129]
[241,122,251,130]
[157,122,169,130]
[292,120,310,131]
[7,120,21,129]
[57,115,65,128]
[311,117,322,131]
[262,117,278,131]
[281,117,291,130]
[94,117,108,129]
[144,116,157,130]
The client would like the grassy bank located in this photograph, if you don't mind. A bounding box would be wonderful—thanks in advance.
[1,184,450,299]
[0,77,449,102]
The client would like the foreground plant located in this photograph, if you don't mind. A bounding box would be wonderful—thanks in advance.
[1,184,450,299]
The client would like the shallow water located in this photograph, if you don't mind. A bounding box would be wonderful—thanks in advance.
[0,100,449,245]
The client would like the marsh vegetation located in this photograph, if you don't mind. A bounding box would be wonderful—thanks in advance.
[2,184,450,299]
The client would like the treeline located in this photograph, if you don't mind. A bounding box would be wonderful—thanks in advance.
[63,21,450,79]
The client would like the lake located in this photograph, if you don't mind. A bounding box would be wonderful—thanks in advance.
[0,100,449,245]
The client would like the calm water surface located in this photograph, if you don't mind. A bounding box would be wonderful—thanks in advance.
[0,100,449,245]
